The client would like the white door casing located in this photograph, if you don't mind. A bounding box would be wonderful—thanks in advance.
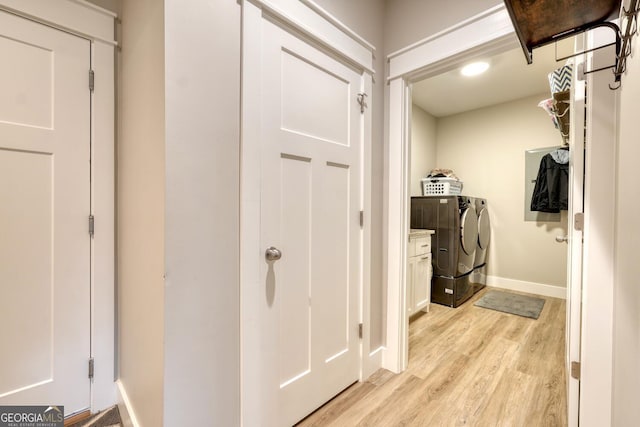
[0,10,90,412]
[241,1,373,425]
[386,4,618,425]
[385,5,519,373]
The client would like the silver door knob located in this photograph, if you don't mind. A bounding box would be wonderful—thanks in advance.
[265,246,282,261]
[555,235,568,243]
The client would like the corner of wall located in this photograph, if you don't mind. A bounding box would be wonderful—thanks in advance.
[115,380,140,427]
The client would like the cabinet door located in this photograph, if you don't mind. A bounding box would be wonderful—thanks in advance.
[407,256,416,315]
[414,254,431,312]
[414,236,430,256]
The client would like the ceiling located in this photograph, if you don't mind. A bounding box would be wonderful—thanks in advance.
[411,43,567,118]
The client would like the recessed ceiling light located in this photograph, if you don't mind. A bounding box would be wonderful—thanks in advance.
[461,61,490,77]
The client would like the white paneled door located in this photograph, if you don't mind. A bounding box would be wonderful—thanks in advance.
[258,19,363,426]
[0,11,91,413]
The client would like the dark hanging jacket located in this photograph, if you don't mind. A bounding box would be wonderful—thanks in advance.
[531,152,569,213]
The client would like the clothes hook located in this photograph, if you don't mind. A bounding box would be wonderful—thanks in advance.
[356,93,368,113]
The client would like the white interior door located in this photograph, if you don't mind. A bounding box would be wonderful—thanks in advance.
[0,10,91,414]
[257,18,363,427]
[566,52,586,427]
[576,28,617,427]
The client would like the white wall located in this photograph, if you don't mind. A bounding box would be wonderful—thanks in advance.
[435,94,568,287]
[613,28,640,425]
[163,0,241,426]
[117,0,165,425]
[384,0,501,53]
[410,104,437,196]
[86,0,121,14]
[308,0,387,349]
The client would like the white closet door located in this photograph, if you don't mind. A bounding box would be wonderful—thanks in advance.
[0,10,91,414]
[258,18,363,427]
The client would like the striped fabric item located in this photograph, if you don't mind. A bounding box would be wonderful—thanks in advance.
[548,63,573,94]
[548,64,573,94]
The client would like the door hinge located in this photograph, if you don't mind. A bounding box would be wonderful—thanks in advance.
[358,323,363,339]
[574,212,584,231]
[571,361,581,380]
[89,215,95,237]
[88,358,95,379]
[359,210,364,227]
[577,62,586,81]
[89,69,95,92]
[357,93,368,113]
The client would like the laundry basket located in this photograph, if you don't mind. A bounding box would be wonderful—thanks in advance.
[421,177,463,196]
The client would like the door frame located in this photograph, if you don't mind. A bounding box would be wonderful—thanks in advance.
[384,4,617,425]
[0,0,117,414]
[239,0,375,424]
[384,3,518,373]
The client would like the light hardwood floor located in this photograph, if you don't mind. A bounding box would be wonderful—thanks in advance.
[297,287,567,427]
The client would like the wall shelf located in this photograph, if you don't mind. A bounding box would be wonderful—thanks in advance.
[504,0,640,88]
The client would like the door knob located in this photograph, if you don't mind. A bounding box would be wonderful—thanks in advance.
[265,246,282,261]
[555,235,568,243]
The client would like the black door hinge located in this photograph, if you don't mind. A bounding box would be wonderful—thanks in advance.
[89,215,95,237]
[88,358,95,379]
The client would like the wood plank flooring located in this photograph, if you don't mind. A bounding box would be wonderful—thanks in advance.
[297,287,567,427]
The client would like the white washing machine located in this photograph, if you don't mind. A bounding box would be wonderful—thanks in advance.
[470,197,490,293]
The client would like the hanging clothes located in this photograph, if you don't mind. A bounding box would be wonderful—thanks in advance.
[531,148,569,213]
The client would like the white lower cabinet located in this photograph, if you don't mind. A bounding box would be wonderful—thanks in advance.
[408,232,433,316]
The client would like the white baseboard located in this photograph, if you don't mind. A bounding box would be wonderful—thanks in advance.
[380,346,401,374]
[486,275,567,299]
[365,345,383,378]
[116,380,140,427]
[362,345,384,380]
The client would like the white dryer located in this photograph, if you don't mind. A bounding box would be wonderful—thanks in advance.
[470,197,491,293]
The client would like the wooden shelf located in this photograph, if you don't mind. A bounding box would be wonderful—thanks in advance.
[504,0,620,63]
